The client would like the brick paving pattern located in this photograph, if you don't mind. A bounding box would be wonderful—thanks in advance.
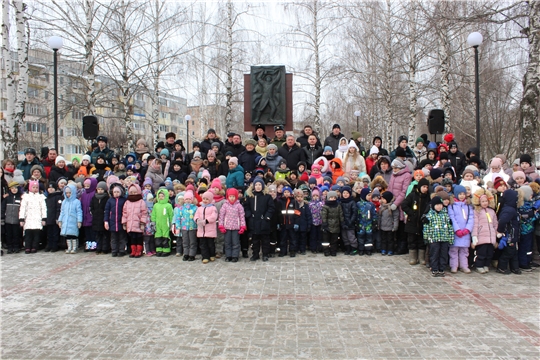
[2,252,539,359]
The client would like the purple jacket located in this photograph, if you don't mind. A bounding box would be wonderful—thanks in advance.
[80,177,97,227]
[448,200,474,247]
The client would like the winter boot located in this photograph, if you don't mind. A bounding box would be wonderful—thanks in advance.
[65,239,72,254]
[409,249,418,265]
[136,245,143,258]
[129,245,137,258]
[418,249,426,265]
[349,247,358,256]
[84,241,91,252]
[71,239,78,254]
[344,245,351,256]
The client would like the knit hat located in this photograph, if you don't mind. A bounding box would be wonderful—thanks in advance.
[439,152,449,160]
[512,171,525,180]
[395,147,407,158]
[391,159,406,169]
[461,169,475,178]
[201,169,211,180]
[442,178,454,187]
[331,185,340,191]
[323,176,332,184]
[332,124,341,130]
[211,142,220,149]
[413,170,424,179]
[82,154,91,163]
[252,177,265,190]
[218,175,227,185]
[210,178,222,190]
[160,149,169,157]
[320,185,329,193]
[489,157,502,168]
[323,146,333,153]
[381,191,393,203]
[417,178,430,190]
[97,181,108,191]
[512,158,521,166]
[415,137,424,145]
[453,185,467,197]
[183,190,194,201]
[519,185,533,201]
[369,145,379,155]
[8,181,18,188]
[282,186,293,195]
[341,185,352,196]
[493,177,507,190]
[142,153,151,162]
[226,188,239,202]
[244,139,257,147]
[327,190,338,199]
[430,196,443,209]
[228,157,238,165]
[359,187,371,201]
[397,135,408,144]
[371,188,380,199]
[268,184,277,192]
[202,190,214,203]
[55,156,66,165]
[267,144,278,151]
[207,150,216,158]
[430,168,443,180]
[436,190,450,201]
[142,177,152,187]
[448,141,458,149]
[311,187,320,197]
[308,177,317,185]
[336,176,346,184]
[193,151,202,159]
[520,154,533,166]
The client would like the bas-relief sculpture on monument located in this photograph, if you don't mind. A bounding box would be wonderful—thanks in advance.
[250,65,286,126]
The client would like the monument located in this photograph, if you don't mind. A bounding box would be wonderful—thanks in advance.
[244,65,293,138]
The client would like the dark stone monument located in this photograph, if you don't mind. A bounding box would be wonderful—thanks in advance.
[244,65,292,138]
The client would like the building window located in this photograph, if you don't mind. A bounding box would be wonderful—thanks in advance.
[159,124,168,132]
[25,122,48,133]
[132,122,145,130]
[28,87,39,98]
[72,110,84,120]
[171,126,178,133]
[26,103,46,116]
[59,129,64,136]
[66,144,84,154]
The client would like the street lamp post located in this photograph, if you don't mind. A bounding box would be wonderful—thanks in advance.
[354,110,360,130]
[467,32,483,151]
[48,36,63,151]
[185,115,191,152]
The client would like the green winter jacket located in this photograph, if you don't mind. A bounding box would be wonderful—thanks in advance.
[151,189,174,238]
[321,201,344,234]
[423,209,454,244]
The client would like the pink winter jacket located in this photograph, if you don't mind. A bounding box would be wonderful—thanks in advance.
[194,204,218,238]
[218,200,246,230]
[472,208,498,246]
[122,185,148,233]
[388,168,412,220]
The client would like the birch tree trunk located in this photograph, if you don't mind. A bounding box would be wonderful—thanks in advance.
[437,28,451,134]
[84,0,96,115]
[519,0,540,154]
[384,0,394,150]
[151,0,161,149]
[1,0,16,160]
[224,0,233,134]
[313,0,321,135]
[407,3,418,148]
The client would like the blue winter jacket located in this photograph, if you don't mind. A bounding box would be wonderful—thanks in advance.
[340,198,357,230]
[448,200,474,247]
[104,187,127,232]
[58,184,83,237]
[357,199,376,234]
[297,202,313,232]
[226,164,245,191]
[496,189,520,244]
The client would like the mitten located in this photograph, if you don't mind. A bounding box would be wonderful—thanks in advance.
[238,226,247,235]
[498,237,507,250]
[390,204,397,211]
[472,236,478,246]
[293,224,299,231]
[322,223,329,233]
[421,215,429,224]
[463,229,470,235]
[455,229,464,238]
[219,225,227,234]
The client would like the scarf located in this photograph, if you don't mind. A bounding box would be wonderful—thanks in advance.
[127,194,142,202]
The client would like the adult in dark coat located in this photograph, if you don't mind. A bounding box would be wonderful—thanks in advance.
[48,156,74,183]
[244,178,275,261]
[447,141,467,179]
[303,134,323,169]
[164,132,177,155]
[224,134,246,158]
[41,148,58,178]
[296,125,322,149]
[44,183,63,252]
[278,136,307,171]
[238,139,259,174]
[401,178,431,250]
[16,148,43,180]
[200,128,225,156]
[323,124,345,153]
[252,124,270,143]
[369,136,389,156]
[90,135,115,165]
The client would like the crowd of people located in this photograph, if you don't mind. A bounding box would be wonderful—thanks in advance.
[1,124,539,276]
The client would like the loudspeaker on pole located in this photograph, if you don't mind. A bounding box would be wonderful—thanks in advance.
[82,115,99,140]
[427,109,445,135]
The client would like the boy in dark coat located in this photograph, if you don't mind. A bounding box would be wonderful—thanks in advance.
[1,182,23,253]
[278,186,300,257]
[356,187,377,255]
[401,178,431,264]
[340,186,359,255]
[44,183,63,252]
[293,188,312,255]
[322,191,344,256]
[91,181,110,254]
[496,189,522,274]
[244,178,275,261]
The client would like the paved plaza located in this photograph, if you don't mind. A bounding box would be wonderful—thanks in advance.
[1,251,539,359]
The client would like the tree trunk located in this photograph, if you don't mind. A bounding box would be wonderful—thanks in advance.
[519,0,540,154]
[151,0,160,149]
[224,0,233,134]
[384,0,394,150]
[438,27,451,134]
[84,0,96,115]
[1,0,17,160]
[313,0,321,135]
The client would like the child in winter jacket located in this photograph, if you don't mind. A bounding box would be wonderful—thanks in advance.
[244,178,275,261]
[122,184,148,258]
[277,186,300,257]
[423,196,454,277]
[356,188,377,255]
[378,191,399,255]
[218,188,246,262]
[401,178,431,264]
[293,188,313,255]
[321,191,344,256]
[91,182,110,254]
[143,191,156,256]
[471,188,498,274]
[81,178,98,251]
[58,184,83,254]
[104,184,128,257]
[2,182,22,253]
[496,189,521,274]
[45,183,62,252]
[308,187,324,253]
[448,185,474,273]
[152,188,174,257]
[340,186,359,255]
[19,180,47,254]
[516,186,539,271]
[194,191,218,263]
[174,190,198,261]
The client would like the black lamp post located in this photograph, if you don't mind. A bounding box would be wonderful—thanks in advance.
[467,32,483,151]
[48,36,63,151]
[354,110,360,131]
[185,115,191,151]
